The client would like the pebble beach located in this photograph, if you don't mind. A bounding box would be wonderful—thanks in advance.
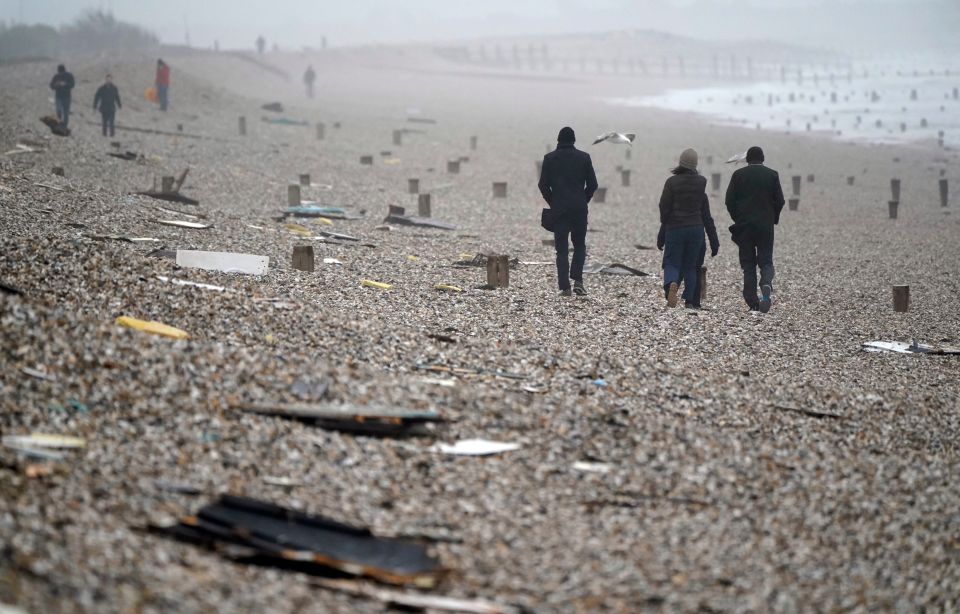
[1,41,959,612]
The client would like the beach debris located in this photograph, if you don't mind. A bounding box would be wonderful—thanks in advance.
[4,143,43,156]
[107,151,141,161]
[592,131,636,146]
[154,480,203,495]
[432,439,520,456]
[40,115,70,136]
[362,280,393,290]
[573,461,613,474]
[234,402,444,437]
[157,205,205,220]
[323,257,343,265]
[2,434,85,449]
[453,254,519,269]
[262,116,309,126]
[156,276,227,292]
[116,316,190,340]
[383,205,456,230]
[435,284,463,293]
[862,341,960,355]
[150,495,443,587]
[175,250,269,275]
[582,262,649,276]
[1,281,25,295]
[312,578,520,614]
[155,219,212,230]
[415,363,526,380]
[773,404,843,420]
[261,102,284,112]
[284,222,313,237]
[21,366,56,381]
[263,476,303,487]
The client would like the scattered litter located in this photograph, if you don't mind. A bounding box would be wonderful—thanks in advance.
[573,461,612,474]
[155,480,203,495]
[0,281,24,295]
[263,476,303,487]
[33,182,65,192]
[175,250,269,275]
[4,143,42,155]
[116,316,190,340]
[635,244,655,250]
[234,402,443,437]
[284,222,313,236]
[156,275,227,292]
[21,366,56,381]
[862,340,960,355]
[107,151,140,161]
[453,254,519,268]
[583,262,649,276]
[157,206,205,220]
[151,495,443,587]
[85,234,132,242]
[415,363,527,380]
[262,116,309,126]
[362,280,393,290]
[261,102,284,112]
[592,378,609,387]
[316,230,360,242]
[432,439,520,456]
[312,578,520,614]
[129,237,161,242]
[773,404,843,420]
[435,284,463,293]
[521,385,547,394]
[2,434,85,449]
[284,205,347,218]
[384,206,456,230]
[24,464,54,478]
[322,257,343,265]
[419,377,456,387]
[427,333,457,343]
[154,219,212,230]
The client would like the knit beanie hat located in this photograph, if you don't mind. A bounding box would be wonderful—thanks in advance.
[746,146,764,163]
[679,148,698,170]
[557,126,576,144]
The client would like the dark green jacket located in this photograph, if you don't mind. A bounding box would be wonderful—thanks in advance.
[725,163,785,227]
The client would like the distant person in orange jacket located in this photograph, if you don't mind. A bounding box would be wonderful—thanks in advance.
[155,59,170,111]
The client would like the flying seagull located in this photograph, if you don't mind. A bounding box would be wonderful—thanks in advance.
[593,132,637,146]
[726,151,748,164]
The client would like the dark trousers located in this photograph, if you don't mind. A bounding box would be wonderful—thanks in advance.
[663,225,705,303]
[553,208,588,290]
[738,224,775,308]
[100,109,115,137]
[55,96,71,128]
[157,84,169,111]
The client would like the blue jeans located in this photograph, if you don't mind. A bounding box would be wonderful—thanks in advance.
[663,225,705,304]
[553,208,588,290]
[157,84,169,111]
[55,96,71,128]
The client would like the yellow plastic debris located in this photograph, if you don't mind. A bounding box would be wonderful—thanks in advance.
[116,316,190,340]
[384,158,401,165]
[283,223,313,237]
[435,284,463,293]
[16,434,86,448]
[361,280,393,290]
[458,252,473,260]
[407,255,418,261]
[313,217,334,226]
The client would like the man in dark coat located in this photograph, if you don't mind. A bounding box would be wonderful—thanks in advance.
[49,64,75,129]
[725,145,785,312]
[93,74,122,137]
[538,127,598,296]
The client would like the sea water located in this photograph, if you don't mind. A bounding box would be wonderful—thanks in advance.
[607,64,960,149]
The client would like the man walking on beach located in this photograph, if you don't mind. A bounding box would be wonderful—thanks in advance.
[155,59,170,112]
[49,64,75,129]
[725,146,785,312]
[303,65,316,99]
[93,74,121,137]
[538,127,598,296]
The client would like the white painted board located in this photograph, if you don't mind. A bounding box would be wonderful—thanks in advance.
[176,250,269,275]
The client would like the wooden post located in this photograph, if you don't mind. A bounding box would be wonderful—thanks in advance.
[788,198,799,211]
[621,169,631,187]
[51,166,64,176]
[892,285,909,312]
[699,266,707,302]
[890,178,901,201]
[497,255,510,288]
[447,160,460,174]
[470,135,477,150]
[493,182,507,198]
[408,178,419,194]
[161,176,175,193]
[807,174,815,183]
[486,256,499,287]
[888,200,899,219]
[360,155,373,165]
[238,116,246,136]
[792,175,801,196]
[706,155,713,165]
[176,123,183,133]
[417,193,431,217]
[625,148,631,160]
[939,179,948,207]
[316,123,325,140]
[299,173,310,186]
[847,176,855,186]
[292,245,315,272]
[393,129,403,146]
[287,184,302,206]
[593,187,607,203]
[711,173,721,192]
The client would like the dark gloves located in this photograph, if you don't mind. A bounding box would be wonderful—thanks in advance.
[710,240,719,258]
[656,225,665,251]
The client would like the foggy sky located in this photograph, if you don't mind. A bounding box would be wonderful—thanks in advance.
[1,0,957,53]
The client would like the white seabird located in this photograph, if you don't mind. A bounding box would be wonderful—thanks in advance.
[726,151,748,164]
[593,132,637,146]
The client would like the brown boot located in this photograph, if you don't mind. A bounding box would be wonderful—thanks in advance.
[666,282,679,308]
